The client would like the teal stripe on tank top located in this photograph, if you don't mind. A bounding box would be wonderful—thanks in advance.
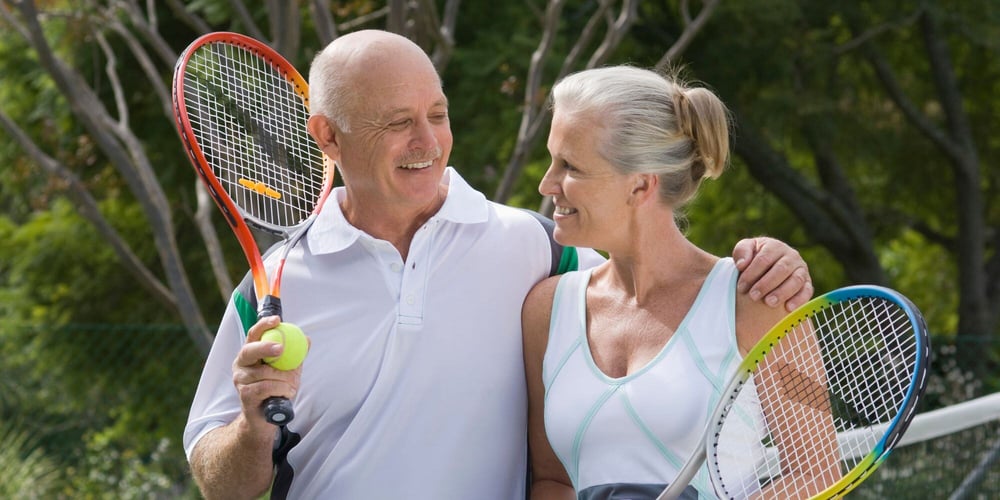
[620,392,687,469]
[569,384,621,488]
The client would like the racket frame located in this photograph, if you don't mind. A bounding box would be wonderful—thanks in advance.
[172,31,331,313]
[660,285,930,500]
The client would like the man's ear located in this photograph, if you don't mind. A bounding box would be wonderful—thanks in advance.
[308,115,339,157]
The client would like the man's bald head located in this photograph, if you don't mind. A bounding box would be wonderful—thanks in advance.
[308,30,440,132]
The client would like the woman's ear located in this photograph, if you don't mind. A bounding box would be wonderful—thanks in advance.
[629,173,658,205]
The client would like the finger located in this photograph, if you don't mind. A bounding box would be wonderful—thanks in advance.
[235,336,284,368]
[233,364,302,402]
[235,378,299,411]
[760,270,812,309]
[246,315,281,343]
[783,279,814,312]
[746,255,799,303]
[737,242,782,295]
[731,237,760,272]
[778,268,814,312]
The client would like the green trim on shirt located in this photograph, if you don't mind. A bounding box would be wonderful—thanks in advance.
[556,246,579,274]
[233,289,257,338]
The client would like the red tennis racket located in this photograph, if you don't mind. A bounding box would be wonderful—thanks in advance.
[172,32,332,426]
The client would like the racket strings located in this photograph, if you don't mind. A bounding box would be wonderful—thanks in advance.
[182,41,324,230]
[712,296,918,499]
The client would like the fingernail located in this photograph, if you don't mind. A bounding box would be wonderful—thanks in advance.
[270,343,284,355]
[766,295,778,306]
[749,289,761,301]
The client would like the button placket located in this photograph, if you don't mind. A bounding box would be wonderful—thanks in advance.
[397,220,436,326]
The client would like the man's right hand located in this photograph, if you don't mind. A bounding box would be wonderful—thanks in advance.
[233,315,303,426]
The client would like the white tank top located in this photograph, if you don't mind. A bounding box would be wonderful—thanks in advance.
[542,257,744,499]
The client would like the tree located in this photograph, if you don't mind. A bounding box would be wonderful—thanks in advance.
[843,3,997,377]
[641,0,998,381]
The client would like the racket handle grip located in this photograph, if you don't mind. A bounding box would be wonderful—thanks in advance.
[259,296,283,319]
[259,297,290,425]
[264,396,294,425]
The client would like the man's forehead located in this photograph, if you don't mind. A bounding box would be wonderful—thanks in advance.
[373,95,449,117]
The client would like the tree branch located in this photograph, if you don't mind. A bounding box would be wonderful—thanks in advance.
[338,5,389,32]
[387,0,407,34]
[0,0,29,38]
[655,0,719,71]
[414,0,459,71]
[492,0,565,202]
[852,27,963,164]
[121,0,179,67]
[917,8,989,352]
[733,110,887,284]
[833,7,923,57]
[106,19,172,119]
[268,0,301,58]
[164,0,212,34]
[229,0,265,41]
[586,0,638,68]
[120,0,233,308]
[557,0,611,79]
[93,30,129,128]
[437,0,461,69]
[310,0,337,46]
[920,9,977,167]
[194,182,235,302]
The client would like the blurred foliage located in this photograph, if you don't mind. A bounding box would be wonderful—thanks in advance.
[0,202,205,494]
[0,322,203,498]
[0,424,64,499]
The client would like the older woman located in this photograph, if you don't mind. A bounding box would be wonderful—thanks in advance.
[522,66,825,500]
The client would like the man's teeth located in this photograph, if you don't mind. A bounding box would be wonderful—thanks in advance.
[554,206,576,215]
[399,160,434,169]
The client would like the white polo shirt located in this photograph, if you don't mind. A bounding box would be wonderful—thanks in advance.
[184,168,602,499]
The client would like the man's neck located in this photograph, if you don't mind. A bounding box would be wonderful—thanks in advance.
[340,187,448,261]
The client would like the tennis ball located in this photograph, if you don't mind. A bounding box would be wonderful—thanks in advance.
[261,322,309,371]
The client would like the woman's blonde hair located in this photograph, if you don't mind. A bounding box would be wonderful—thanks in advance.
[551,65,731,208]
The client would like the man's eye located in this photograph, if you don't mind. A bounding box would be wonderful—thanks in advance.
[390,119,411,129]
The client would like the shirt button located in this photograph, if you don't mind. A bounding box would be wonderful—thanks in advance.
[405,294,416,305]
[390,262,402,272]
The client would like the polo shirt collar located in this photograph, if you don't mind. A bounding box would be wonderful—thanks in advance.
[306,167,489,255]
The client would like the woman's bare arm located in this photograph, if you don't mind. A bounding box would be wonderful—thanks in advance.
[523,277,576,500]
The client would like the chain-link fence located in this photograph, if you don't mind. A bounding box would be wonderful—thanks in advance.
[853,417,1000,499]
[2,323,203,499]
